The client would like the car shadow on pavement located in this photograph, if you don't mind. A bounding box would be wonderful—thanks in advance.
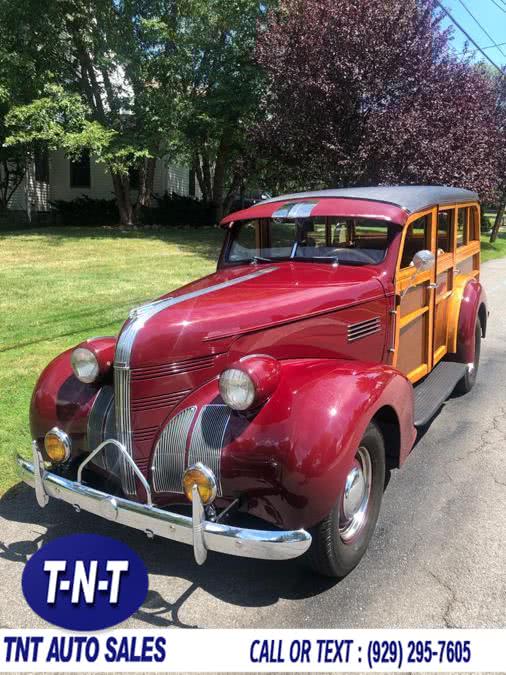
[0,482,337,628]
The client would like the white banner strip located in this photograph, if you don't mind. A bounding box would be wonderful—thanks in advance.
[0,629,504,672]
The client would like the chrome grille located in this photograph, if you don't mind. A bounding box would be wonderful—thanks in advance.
[114,366,136,494]
[151,406,197,493]
[188,404,231,496]
[87,386,121,477]
[347,317,381,342]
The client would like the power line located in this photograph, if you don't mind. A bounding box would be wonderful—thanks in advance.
[483,41,506,50]
[489,0,506,14]
[457,0,506,58]
[435,0,504,75]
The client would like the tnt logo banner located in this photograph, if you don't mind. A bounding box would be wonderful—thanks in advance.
[21,534,148,630]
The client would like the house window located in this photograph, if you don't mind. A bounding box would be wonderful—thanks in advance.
[70,151,91,188]
[34,149,49,183]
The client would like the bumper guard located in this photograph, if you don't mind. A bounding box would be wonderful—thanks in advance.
[17,440,311,564]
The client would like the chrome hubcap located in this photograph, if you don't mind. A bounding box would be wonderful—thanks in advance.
[339,446,372,543]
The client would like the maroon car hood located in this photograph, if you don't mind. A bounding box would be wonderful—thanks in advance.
[128,262,385,367]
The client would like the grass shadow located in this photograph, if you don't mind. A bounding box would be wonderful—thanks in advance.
[0,225,224,265]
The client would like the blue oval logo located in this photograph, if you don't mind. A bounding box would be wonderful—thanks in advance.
[22,534,148,630]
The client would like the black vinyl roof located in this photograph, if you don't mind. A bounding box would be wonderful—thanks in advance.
[261,185,479,214]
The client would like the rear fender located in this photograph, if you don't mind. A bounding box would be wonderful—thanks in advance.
[448,277,488,363]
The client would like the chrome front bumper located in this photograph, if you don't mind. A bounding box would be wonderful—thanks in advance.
[17,442,311,564]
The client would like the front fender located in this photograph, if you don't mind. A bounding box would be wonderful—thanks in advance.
[174,358,415,530]
[30,337,116,457]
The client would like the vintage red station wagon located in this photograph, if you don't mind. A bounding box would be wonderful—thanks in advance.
[18,185,488,577]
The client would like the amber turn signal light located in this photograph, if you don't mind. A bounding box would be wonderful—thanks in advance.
[44,427,71,463]
[182,463,217,505]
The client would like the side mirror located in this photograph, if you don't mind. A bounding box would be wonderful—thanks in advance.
[412,249,435,272]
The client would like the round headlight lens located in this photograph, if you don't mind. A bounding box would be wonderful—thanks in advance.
[71,347,99,383]
[44,427,71,463]
[182,463,217,504]
[219,368,256,411]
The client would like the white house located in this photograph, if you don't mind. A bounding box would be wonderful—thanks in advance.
[6,149,197,222]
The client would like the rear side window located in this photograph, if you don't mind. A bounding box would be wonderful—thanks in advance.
[437,210,453,254]
[457,208,469,247]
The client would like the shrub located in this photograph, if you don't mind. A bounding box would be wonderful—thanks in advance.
[150,192,214,227]
[50,195,119,226]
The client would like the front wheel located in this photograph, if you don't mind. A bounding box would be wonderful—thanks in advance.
[307,422,385,578]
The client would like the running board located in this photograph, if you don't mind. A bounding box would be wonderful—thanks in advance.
[413,361,467,427]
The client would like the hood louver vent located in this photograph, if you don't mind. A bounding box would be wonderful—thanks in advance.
[347,317,381,342]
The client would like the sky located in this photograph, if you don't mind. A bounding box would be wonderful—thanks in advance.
[439,0,506,72]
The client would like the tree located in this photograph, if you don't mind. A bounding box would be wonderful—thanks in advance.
[144,0,268,221]
[489,75,506,243]
[2,0,178,226]
[253,0,500,199]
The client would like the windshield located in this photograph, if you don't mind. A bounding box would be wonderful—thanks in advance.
[226,217,393,266]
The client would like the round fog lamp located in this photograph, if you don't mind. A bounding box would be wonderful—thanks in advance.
[71,347,99,383]
[182,463,217,505]
[44,427,71,463]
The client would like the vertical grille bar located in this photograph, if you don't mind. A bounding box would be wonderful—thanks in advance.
[151,407,197,493]
[188,405,231,496]
[114,366,136,494]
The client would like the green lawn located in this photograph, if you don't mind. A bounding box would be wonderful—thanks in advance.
[0,226,223,495]
[481,232,506,262]
[0,226,504,496]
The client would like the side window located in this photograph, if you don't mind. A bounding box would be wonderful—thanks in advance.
[437,209,453,254]
[457,208,469,247]
[401,215,429,268]
[469,206,480,241]
[331,219,350,245]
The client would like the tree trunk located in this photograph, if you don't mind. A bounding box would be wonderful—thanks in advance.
[490,194,506,243]
[111,171,134,226]
[134,157,157,222]
[211,135,229,223]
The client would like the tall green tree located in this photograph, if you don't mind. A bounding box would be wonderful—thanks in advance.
[144,0,268,221]
[3,0,267,224]
[3,0,178,225]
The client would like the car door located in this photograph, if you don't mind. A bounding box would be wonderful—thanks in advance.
[393,208,437,383]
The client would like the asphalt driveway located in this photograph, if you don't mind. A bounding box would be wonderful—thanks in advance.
[0,259,504,630]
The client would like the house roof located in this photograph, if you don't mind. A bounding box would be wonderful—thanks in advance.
[220,185,479,227]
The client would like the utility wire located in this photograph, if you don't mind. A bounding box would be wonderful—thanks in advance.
[435,0,504,75]
[482,41,506,50]
[457,0,506,57]
[489,0,506,14]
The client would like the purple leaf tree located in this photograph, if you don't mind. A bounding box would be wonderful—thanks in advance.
[254,0,500,200]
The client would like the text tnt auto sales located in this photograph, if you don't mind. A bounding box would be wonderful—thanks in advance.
[2,635,167,664]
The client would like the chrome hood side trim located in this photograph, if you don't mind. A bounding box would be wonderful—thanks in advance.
[113,266,278,495]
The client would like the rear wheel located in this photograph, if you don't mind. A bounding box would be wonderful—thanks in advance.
[455,319,481,394]
[307,422,385,578]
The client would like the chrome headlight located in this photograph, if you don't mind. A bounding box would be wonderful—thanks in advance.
[219,368,256,411]
[71,347,99,383]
